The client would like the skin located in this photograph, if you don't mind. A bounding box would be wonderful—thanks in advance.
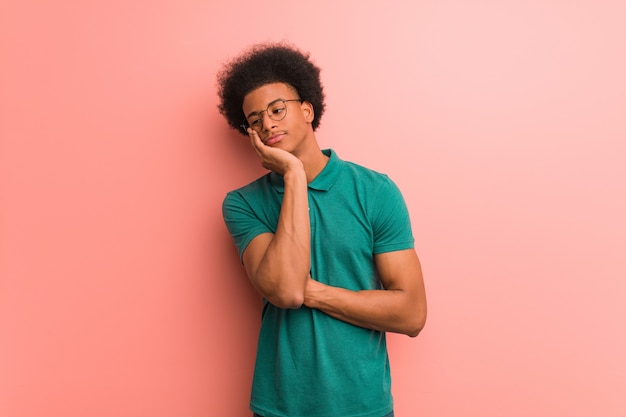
[240,82,427,337]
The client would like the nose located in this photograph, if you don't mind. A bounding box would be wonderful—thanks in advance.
[260,111,277,131]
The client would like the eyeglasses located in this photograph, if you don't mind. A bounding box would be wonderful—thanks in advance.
[241,99,302,133]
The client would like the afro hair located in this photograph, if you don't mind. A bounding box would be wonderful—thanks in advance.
[216,42,326,135]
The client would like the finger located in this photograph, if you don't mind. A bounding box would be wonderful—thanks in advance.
[248,129,266,158]
[248,128,264,147]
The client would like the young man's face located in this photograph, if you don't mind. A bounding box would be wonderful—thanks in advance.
[242,82,314,149]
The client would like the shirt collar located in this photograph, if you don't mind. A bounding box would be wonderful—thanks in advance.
[269,149,342,193]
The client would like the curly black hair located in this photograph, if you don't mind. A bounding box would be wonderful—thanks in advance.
[216,42,326,135]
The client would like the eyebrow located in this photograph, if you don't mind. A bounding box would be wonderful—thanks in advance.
[246,98,287,119]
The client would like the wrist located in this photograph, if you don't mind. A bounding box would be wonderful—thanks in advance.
[282,163,307,185]
[304,279,327,309]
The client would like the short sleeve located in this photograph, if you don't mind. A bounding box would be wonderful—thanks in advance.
[222,191,274,261]
[371,176,415,254]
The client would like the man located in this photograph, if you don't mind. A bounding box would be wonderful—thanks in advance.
[217,42,427,417]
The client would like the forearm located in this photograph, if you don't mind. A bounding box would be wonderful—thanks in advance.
[254,169,310,307]
[304,279,426,337]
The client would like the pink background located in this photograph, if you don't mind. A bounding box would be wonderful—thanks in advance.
[1,1,625,416]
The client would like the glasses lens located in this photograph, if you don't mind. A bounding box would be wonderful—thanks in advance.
[246,100,290,133]
[267,101,287,121]
[248,117,262,132]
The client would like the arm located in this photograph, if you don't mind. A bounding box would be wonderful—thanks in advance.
[241,130,310,309]
[303,248,427,337]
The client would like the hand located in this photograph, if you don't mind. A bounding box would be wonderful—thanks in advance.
[248,128,302,176]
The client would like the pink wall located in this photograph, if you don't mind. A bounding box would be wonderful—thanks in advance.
[1,1,625,416]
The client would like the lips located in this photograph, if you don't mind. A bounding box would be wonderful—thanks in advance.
[264,133,285,146]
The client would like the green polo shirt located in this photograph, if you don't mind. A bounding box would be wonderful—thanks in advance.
[223,149,414,417]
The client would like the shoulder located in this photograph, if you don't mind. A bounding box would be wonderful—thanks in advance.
[332,155,408,211]
[328,150,392,182]
[344,159,388,178]
[340,158,399,192]
[224,173,273,201]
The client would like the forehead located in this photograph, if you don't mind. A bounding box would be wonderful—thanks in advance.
[242,82,297,112]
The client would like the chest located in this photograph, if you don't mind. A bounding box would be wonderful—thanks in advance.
[308,190,374,257]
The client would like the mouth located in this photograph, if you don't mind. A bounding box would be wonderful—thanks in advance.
[263,132,285,146]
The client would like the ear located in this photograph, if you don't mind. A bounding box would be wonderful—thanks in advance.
[301,101,315,123]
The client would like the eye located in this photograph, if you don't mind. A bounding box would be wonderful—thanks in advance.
[271,107,285,116]
[249,118,262,127]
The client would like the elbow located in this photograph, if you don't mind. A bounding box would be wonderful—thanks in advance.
[253,273,306,309]
[406,324,424,338]
[269,291,304,310]
[406,311,427,338]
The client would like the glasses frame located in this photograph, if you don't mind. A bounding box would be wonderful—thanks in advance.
[240,99,302,133]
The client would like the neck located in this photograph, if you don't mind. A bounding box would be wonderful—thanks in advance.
[294,134,329,183]
[303,149,329,183]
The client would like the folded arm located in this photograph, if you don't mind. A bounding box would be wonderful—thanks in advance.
[303,248,427,337]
